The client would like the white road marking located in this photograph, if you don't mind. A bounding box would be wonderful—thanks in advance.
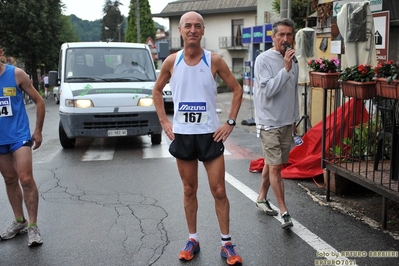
[224,172,356,264]
[143,134,172,159]
[32,139,62,163]
[81,138,116,161]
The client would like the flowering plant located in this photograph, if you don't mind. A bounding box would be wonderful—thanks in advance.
[307,57,340,73]
[373,60,399,84]
[339,64,374,82]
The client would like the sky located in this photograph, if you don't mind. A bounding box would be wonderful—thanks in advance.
[62,0,175,29]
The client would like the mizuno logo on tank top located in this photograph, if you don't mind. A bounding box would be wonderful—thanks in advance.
[178,102,206,112]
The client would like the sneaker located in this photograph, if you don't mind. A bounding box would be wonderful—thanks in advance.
[281,212,293,229]
[221,242,242,265]
[0,220,28,240]
[256,199,278,216]
[178,238,200,261]
[28,226,43,247]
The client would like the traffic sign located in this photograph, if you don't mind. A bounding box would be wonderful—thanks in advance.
[333,0,382,17]
[146,37,156,48]
[373,11,389,63]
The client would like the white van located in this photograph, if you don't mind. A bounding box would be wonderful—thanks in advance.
[49,42,162,148]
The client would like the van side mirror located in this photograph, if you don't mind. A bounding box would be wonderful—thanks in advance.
[49,71,59,86]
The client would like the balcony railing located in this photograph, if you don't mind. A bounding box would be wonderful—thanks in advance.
[219,36,249,50]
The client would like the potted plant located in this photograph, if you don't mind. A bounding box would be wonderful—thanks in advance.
[308,57,340,89]
[329,119,380,162]
[374,60,399,99]
[339,64,376,99]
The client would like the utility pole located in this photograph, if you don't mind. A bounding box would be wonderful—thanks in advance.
[136,0,141,42]
[280,0,288,18]
[280,0,292,19]
[118,20,123,42]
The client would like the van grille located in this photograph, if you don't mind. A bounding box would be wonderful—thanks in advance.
[83,114,149,129]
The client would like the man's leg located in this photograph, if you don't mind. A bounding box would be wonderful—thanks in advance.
[14,147,43,246]
[0,153,25,219]
[203,155,229,235]
[268,164,288,214]
[256,163,278,216]
[9,146,39,224]
[176,159,201,261]
[269,125,293,229]
[12,146,39,224]
[204,155,243,265]
[176,158,199,234]
[256,130,279,216]
[257,163,270,200]
[0,149,32,241]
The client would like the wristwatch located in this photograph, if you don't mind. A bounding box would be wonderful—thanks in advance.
[227,118,236,126]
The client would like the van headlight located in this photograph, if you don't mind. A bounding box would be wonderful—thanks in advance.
[138,97,154,106]
[65,99,94,108]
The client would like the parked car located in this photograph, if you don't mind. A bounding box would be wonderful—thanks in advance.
[53,86,60,104]
[155,70,173,112]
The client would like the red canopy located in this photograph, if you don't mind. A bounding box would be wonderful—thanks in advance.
[281,99,369,178]
[249,99,370,178]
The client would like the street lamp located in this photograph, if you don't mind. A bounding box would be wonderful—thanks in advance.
[104,26,111,42]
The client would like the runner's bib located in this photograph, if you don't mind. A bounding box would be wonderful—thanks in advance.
[0,96,13,117]
[177,102,208,124]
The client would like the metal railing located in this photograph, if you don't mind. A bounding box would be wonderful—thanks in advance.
[219,36,249,50]
[321,86,399,224]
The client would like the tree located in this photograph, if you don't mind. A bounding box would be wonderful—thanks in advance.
[69,15,102,42]
[272,0,315,29]
[0,0,65,89]
[101,0,125,42]
[125,0,155,43]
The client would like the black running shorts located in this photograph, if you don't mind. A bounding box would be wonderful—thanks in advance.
[169,133,224,162]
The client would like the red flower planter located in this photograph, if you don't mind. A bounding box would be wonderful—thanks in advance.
[309,72,340,89]
[375,78,399,99]
[339,80,376,99]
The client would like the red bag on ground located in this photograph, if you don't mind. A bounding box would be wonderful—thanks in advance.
[249,158,264,173]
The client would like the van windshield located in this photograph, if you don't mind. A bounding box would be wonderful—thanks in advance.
[64,47,156,82]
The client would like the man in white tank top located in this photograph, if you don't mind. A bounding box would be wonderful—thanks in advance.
[153,11,243,265]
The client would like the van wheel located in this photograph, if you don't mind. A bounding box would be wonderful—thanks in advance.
[151,133,162,145]
[59,121,76,148]
[54,94,59,104]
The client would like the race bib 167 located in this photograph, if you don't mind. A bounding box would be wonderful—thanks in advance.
[177,102,207,124]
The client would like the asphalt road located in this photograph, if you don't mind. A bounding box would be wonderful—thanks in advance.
[0,94,398,266]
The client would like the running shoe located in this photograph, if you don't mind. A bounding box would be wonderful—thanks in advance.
[221,242,242,265]
[256,199,278,216]
[178,238,200,261]
[0,220,28,240]
[281,211,294,229]
[28,226,43,247]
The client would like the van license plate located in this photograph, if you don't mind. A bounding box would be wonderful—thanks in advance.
[107,130,127,137]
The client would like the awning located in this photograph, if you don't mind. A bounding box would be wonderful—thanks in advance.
[318,0,334,3]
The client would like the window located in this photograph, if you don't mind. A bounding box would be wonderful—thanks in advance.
[232,19,243,46]
[232,58,244,77]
